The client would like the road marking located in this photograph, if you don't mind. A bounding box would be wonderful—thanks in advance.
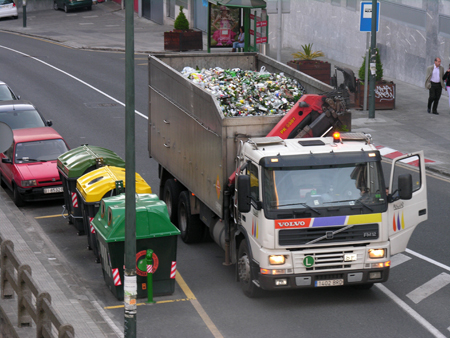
[79,22,94,25]
[406,248,450,272]
[406,273,450,304]
[0,44,147,120]
[390,253,411,268]
[104,297,191,309]
[376,284,447,338]
[35,214,68,219]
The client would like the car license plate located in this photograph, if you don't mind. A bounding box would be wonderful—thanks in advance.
[44,187,63,194]
[315,279,344,287]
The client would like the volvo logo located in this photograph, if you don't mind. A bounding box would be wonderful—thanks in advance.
[326,231,334,239]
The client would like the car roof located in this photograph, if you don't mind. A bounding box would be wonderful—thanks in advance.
[13,127,64,143]
[0,100,35,111]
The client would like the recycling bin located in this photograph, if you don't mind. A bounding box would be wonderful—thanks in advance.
[57,145,125,235]
[76,166,152,262]
[93,193,180,300]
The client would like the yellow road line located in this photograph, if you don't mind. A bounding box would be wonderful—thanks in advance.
[104,297,191,309]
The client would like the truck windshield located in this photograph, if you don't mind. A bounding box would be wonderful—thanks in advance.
[262,161,387,218]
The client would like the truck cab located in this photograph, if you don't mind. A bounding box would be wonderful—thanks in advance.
[235,133,427,296]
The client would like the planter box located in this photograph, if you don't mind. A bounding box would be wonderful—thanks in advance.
[164,30,203,52]
[354,80,396,110]
[287,60,331,84]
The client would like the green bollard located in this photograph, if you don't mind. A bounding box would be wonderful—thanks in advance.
[146,249,155,303]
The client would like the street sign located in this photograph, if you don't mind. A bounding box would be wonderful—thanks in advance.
[360,1,380,32]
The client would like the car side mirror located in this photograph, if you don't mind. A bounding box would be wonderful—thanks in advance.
[237,175,251,213]
[46,120,53,127]
[398,174,413,200]
[2,158,12,164]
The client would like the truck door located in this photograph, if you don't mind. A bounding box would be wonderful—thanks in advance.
[388,151,427,255]
[240,161,262,243]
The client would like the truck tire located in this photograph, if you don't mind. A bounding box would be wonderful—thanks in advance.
[163,178,183,226]
[177,191,203,243]
[238,240,261,298]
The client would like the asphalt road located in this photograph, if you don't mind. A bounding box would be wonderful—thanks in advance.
[1,31,449,338]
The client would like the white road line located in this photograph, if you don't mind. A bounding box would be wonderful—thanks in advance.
[406,248,450,272]
[0,45,147,120]
[377,146,397,156]
[390,253,412,268]
[376,284,447,338]
[406,273,450,304]
[79,22,94,25]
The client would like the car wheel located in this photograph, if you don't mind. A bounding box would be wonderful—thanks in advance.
[87,5,92,10]
[13,184,25,207]
[64,4,69,13]
[53,2,58,10]
[0,172,6,189]
[177,191,203,243]
[238,240,261,298]
[162,178,182,226]
[13,15,18,19]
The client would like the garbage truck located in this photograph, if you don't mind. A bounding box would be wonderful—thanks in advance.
[148,53,428,297]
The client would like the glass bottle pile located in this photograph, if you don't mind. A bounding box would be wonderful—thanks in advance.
[181,66,307,117]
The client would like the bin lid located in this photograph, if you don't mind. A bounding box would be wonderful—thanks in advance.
[57,145,125,178]
[76,166,152,203]
[92,194,180,242]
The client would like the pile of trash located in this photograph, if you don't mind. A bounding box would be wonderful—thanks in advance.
[181,66,306,117]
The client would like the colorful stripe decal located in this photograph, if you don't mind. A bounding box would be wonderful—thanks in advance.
[275,214,382,229]
[346,213,382,225]
[312,216,347,227]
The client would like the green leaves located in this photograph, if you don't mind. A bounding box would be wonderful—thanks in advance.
[174,6,190,31]
[291,43,325,61]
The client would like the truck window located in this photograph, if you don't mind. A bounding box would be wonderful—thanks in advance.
[391,154,421,193]
[247,162,260,202]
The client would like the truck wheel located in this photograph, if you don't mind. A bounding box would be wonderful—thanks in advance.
[177,191,203,243]
[13,185,25,207]
[163,179,182,225]
[238,240,260,298]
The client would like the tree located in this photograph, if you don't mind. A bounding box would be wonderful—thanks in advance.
[174,6,190,31]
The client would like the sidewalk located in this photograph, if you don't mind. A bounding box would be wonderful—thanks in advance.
[1,2,450,336]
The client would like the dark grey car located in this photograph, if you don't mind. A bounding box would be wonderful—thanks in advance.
[0,100,52,130]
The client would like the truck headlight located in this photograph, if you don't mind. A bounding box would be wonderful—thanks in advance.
[368,249,385,259]
[269,255,285,265]
[21,180,37,187]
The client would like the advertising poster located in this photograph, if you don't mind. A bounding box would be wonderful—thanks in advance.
[209,4,241,48]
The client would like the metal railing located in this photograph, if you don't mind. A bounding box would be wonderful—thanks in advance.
[0,237,75,338]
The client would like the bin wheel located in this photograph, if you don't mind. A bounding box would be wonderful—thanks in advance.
[13,184,25,207]
[177,191,203,243]
[163,178,183,226]
[238,240,261,298]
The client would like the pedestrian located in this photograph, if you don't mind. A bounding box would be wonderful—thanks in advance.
[232,26,245,52]
[425,57,445,115]
[443,64,450,111]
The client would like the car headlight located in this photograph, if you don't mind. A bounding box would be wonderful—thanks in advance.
[368,248,385,259]
[21,180,37,187]
[269,255,285,265]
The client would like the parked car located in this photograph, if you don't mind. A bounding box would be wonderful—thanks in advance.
[0,0,18,20]
[0,81,19,101]
[53,0,92,13]
[0,127,70,207]
[0,100,52,130]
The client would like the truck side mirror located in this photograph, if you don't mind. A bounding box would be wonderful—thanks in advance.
[237,175,251,213]
[398,174,413,200]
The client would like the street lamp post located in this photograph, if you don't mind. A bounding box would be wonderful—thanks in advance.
[368,0,377,119]
[22,0,26,28]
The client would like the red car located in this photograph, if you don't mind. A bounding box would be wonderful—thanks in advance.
[0,127,70,207]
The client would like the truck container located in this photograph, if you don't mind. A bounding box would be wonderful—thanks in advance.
[148,52,427,297]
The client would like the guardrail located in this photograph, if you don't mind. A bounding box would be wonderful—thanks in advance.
[0,237,75,338]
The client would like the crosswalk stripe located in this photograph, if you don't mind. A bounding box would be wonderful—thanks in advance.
[406,273,450,304]
[390,253,412,268]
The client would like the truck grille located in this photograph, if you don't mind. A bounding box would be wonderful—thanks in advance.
[293,249,366,272]
[279,223,378,246]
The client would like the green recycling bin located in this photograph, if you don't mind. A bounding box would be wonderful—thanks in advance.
[76,166,152,262]
[93,193,180,300]
[57,145,125,235]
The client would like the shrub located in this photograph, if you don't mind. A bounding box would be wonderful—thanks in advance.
[359,48,383,82]
[174,6,190,31]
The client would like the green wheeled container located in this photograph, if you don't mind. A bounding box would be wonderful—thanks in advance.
[76,166,152,262]
[93,193,180,300]
[57,145,125,235]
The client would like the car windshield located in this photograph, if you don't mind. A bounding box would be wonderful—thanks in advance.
[0,110,45,129]
[15,139,69,163]
[0,0,14,5]
[0,85,16,100]
[263,161,387,217]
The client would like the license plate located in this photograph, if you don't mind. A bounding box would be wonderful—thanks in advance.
[44,187,63,194]
[315,279,344,287]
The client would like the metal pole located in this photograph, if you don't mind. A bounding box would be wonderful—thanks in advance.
[368,0,377,119]
[363,32,369,111]
[276,0,282,61]
[146,249,154,303]
[124,0,136,335]
[22,0,26,28]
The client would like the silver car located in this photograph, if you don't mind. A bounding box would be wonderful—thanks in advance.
[0,81,19,101]
[0,0,18,20]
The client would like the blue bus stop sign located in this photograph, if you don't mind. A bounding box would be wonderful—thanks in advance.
[360,1,380,32]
